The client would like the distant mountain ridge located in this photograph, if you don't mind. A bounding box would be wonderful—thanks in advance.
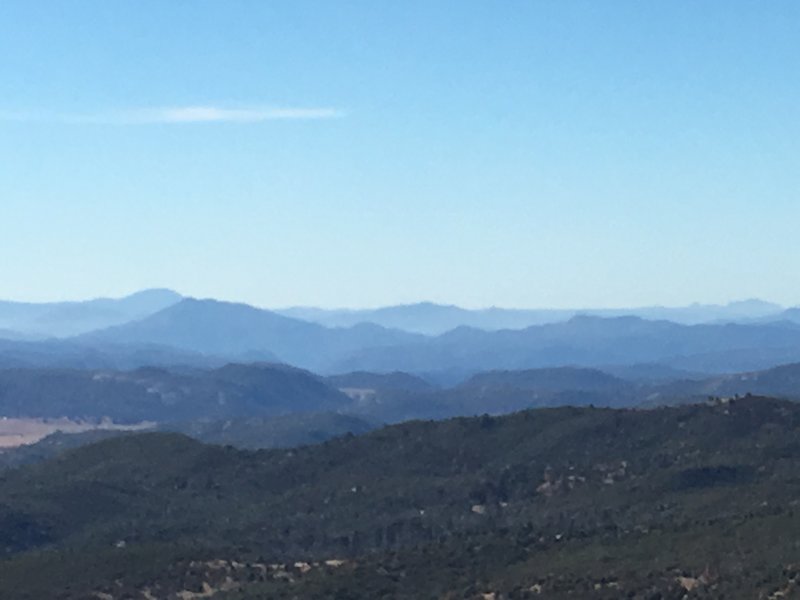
[1,291,793,340]
[0,289,182,338]
[3,291,800,376]
[332,315,800,375]
[80,298,425,372]
[16,301,800,376]
[278,298,786,334]
[342,361,800,423]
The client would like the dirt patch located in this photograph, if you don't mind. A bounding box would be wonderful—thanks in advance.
[0,417,154,448]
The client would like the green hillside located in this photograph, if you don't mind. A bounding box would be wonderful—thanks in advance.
[0,396,799,598]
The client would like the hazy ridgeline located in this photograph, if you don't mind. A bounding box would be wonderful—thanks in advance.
[2,291,800,376]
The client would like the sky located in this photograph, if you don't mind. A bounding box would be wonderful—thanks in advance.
[1,1,799,309]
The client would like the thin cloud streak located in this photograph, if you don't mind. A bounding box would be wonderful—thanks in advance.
[0,106,343,124]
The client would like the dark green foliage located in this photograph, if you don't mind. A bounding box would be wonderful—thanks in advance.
[164,412,376,449]
[1,397,800,598]
[675,465,753,490]
[0,429,127,470]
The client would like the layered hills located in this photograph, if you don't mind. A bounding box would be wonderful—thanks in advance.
[3,293,800,377]
[4,360,800,427]
[79,298,424,372]
[278,298,787,334]
[66,300,800,375]
[0,363,350,422]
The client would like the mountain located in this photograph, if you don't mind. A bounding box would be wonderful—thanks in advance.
[0,289,182,338]
[5,354,800,429]
[600,362,709,382]
[279,302,605,334]
[80,298,424,372]
[326,370,436,393]
[0,329,36,342]
[344,366,639,423]
[460,366,626,392]
[780,307,800,323]
[2,298,794,376]
[1,397,800,598]
[277,298,785,334]
[80,297,317,356]
[332,315,800,375]
[334,361,800,423]
[10,302,800,377]
[280,302,519,335]
[0,363,350,422]
[0,337,226,370]
[646,361,800,404]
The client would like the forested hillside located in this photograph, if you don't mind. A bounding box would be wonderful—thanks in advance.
[1,396,799,598]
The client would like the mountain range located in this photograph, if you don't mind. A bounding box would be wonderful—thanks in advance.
[75,298,800,376]
[278,297,788,334]
[2,289,798,338]
[4,358,800,430]
[3,292,800,379]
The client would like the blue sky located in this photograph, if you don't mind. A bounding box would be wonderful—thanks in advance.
[1,1,799,308]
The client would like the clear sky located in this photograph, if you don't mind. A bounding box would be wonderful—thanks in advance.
[1,1,799,309]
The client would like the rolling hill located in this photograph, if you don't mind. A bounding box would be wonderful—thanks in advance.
[0,363,350,422]
[338,362,800,423]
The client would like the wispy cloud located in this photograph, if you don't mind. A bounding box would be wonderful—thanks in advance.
[0,105,343,124]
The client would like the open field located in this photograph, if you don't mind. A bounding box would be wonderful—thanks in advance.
[0,418,153,449]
